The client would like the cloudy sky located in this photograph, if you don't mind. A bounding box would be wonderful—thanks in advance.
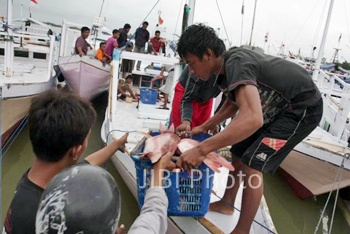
[1,0,350,62]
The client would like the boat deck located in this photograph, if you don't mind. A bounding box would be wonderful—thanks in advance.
[102,100,277,234]
[0,56,51,85]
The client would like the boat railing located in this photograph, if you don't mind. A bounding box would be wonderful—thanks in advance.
[0,31,56,82]
[317,70,350,142]
[24,26,49,35]
[108,51,180,130]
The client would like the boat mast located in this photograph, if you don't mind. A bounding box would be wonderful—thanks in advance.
[248,0,257,46]
[187,0,196,26]
[312,0,335,81]
[98,0,105,18]
[240,0,244,46]
[4,0,14,77]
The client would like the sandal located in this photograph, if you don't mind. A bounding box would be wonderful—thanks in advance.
[157,106,169,110]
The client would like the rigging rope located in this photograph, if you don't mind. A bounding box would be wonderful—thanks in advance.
[288,0,321,51]
[173,0,185,40]
[128,0,160,42]
[313,153,349,234]
[215,0,231,47]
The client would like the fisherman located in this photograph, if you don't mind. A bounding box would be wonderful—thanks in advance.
[105,29,121,57]
[176,24,323,234]
[117,23,131,48]
[151,65,175,110]
[35,152,175,234]
[134,21,150,70]
[3,89,128,234]
[118,74,137,101]
[171,66,222,132]
[150,30,165,55]
[95,41,112,65]
[75,26,92,57]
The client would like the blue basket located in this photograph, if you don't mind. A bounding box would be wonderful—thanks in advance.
[140,88,158,104]
[132,133,214,217]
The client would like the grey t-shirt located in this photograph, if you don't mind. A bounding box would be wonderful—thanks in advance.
[219,47,321,124]
[179,66,221,122]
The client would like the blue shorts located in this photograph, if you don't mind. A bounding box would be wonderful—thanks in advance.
[230,98,323,173]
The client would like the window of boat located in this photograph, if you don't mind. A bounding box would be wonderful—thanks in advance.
[14,50,29,58]
[33,52,46,59]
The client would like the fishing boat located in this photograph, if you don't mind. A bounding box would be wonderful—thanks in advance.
[57,19,112,100]
[0,1,57,151]
[278,0,350,200]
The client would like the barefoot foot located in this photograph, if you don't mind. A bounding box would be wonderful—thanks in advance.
[209,200,234,215]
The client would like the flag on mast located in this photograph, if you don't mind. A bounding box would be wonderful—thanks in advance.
[30,0,38,5]
[158,15,164,25]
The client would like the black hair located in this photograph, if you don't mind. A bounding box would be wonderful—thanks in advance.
[124,23,131,29]
[81,26,90,33]
[99,42,106,47]
[143,21,149,26]
[155,30,160,34]
[125,75,133,80]
[112,29,120,34]
[29,89,96,162]
[177,24,225,59]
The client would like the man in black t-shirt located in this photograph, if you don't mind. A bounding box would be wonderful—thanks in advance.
[117,23,131,48]
[3,90,128,234]
[176,24,323,233]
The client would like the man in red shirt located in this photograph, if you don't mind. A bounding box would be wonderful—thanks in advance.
[150,30,165,55]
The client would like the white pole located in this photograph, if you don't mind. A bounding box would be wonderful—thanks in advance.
[312,0,335,82]
[240,0,244,46]
[249,0,257,46]
[4,0,14,77]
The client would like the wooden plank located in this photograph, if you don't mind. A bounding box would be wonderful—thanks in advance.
[198,218,224,234]
[279,150,350,199]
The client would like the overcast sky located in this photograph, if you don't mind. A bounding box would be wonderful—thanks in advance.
[1,0,350,62]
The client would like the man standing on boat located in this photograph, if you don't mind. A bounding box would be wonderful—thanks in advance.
[176,24,323,234]
[75,26,92,57]
[118,23,131,48]
[105,29,121,57]
[134,21,150,70]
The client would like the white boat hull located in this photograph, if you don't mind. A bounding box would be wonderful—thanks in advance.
[58,55,111,100]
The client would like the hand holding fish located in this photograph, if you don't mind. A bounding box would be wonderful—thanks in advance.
[176,146,206,171]
[176,120,191,132]
[191,124,209,135]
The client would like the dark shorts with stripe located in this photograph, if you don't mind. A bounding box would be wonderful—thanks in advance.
[230,98,323,174]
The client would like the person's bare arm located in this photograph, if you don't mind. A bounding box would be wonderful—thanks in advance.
[191,98,238,135]
[85,133,128,166]
[77,46,85,57]
[177,85,264,170]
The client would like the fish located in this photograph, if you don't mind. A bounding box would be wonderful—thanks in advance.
[143,123,181,163]
[177,138,235,172]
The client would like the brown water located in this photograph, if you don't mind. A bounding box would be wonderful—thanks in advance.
[2,92,350,233]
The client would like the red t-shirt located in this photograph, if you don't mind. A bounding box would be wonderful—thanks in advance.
[150,37,164,53]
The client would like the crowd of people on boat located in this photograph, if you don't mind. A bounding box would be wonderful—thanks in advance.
[3,22,324,234]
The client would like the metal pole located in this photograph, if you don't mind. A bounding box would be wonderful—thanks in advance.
[240,0,244,46]
[249,0,257,46]
[187,0,196,26]
[312,0,335,81]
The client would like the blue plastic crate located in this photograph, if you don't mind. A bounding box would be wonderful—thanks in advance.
[140,88,158,104]
[132,133,214,217]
